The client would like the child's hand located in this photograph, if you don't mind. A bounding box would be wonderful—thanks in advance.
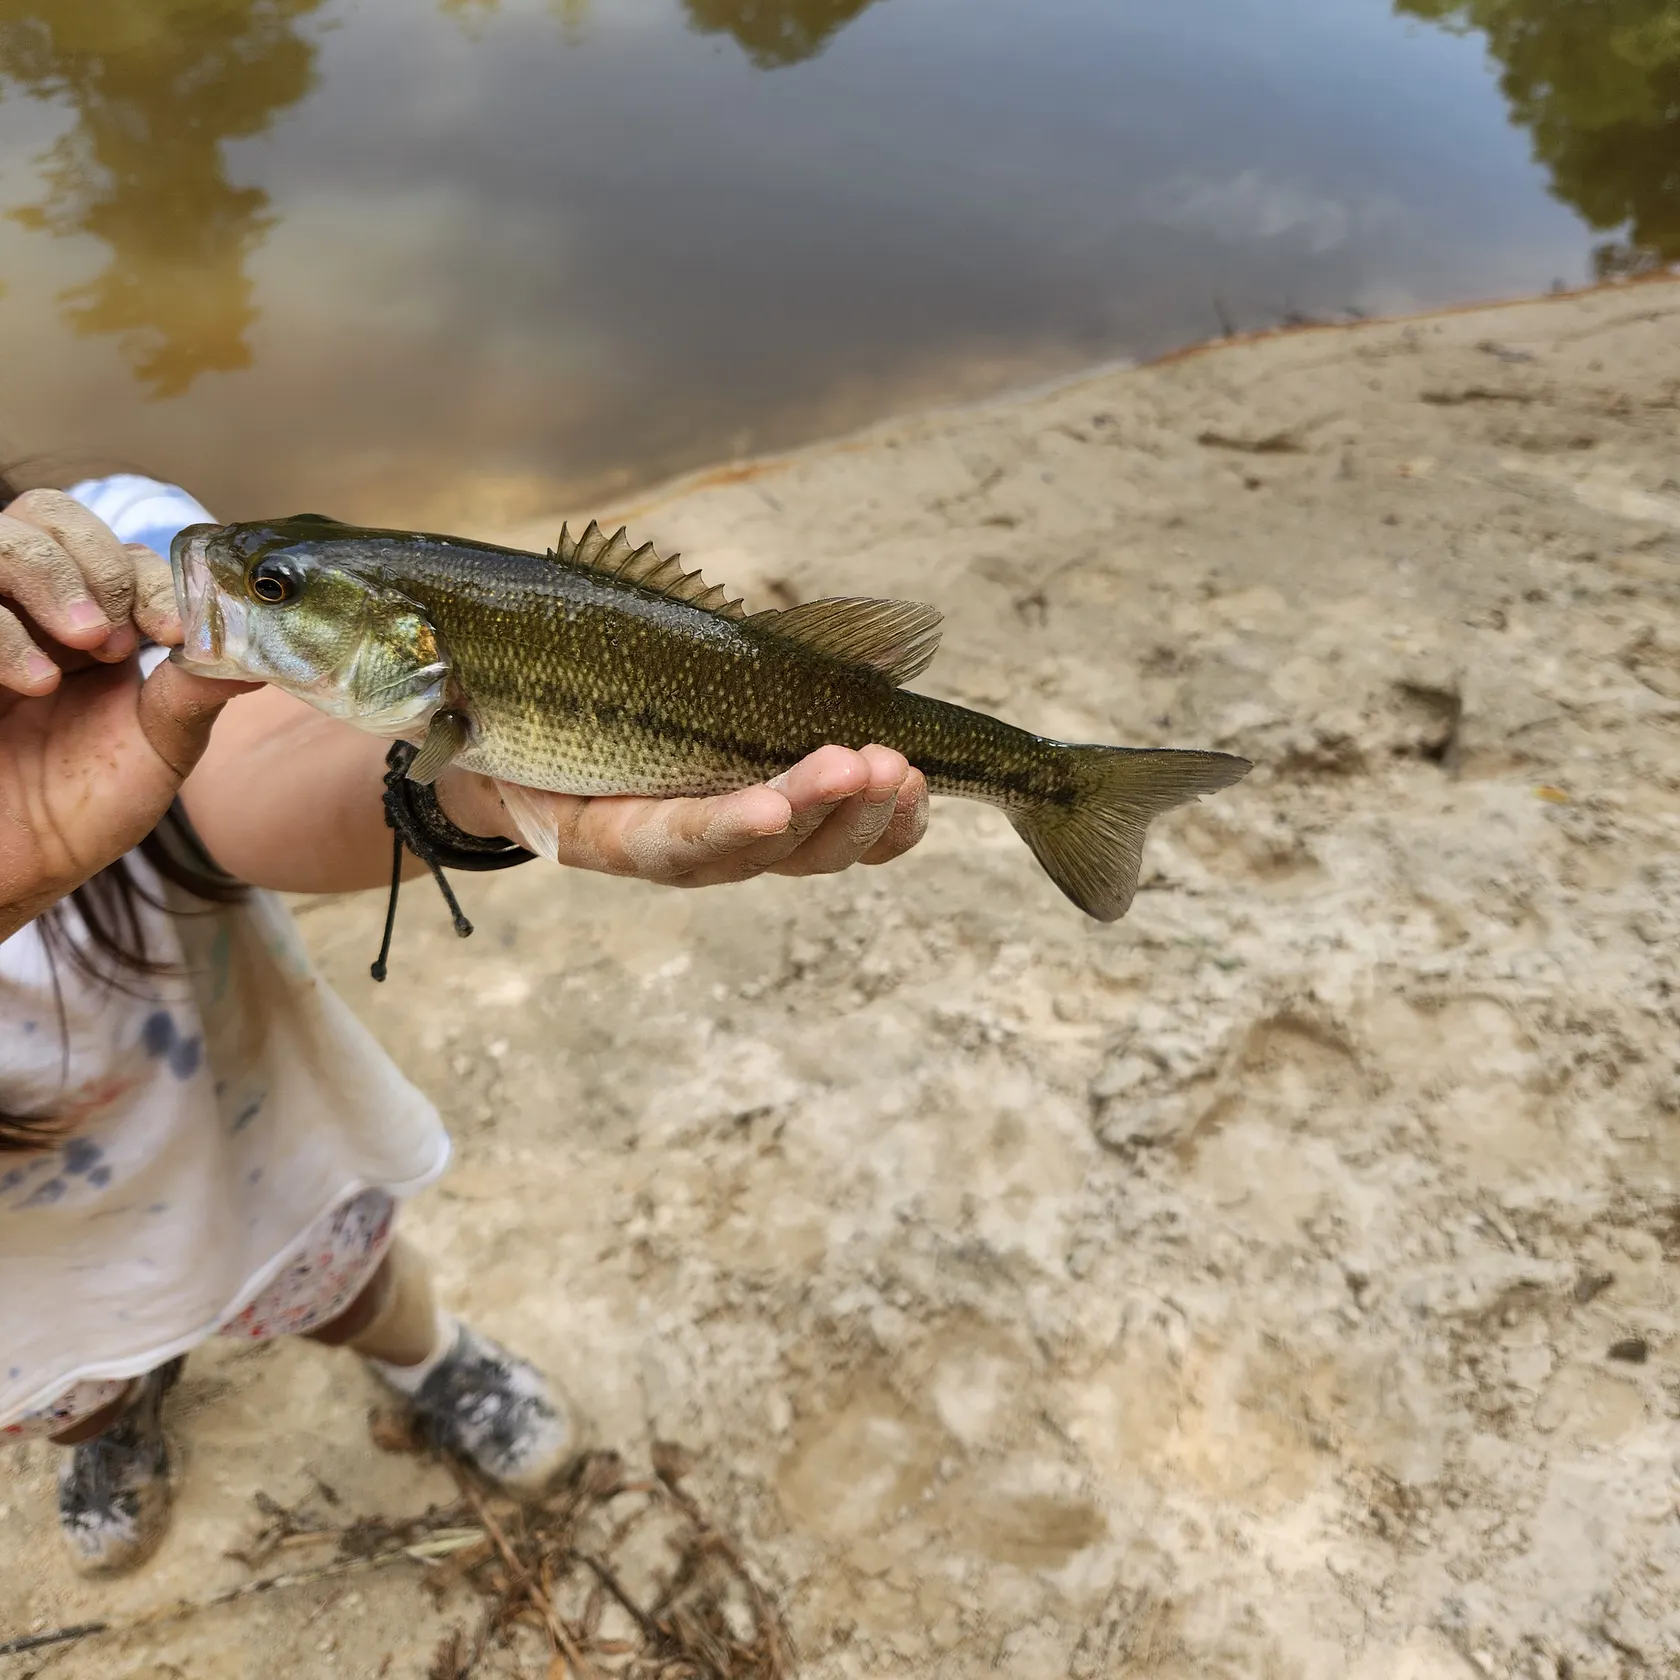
[0,490,257,935]
[437,744,928,887]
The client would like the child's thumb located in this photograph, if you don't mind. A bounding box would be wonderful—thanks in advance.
[138,660,262,782]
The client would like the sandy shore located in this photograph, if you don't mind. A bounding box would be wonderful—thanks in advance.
[5,278,1679,1678]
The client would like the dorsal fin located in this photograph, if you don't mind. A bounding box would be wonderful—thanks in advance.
[548,524,944,682]
[551,520,747,621]
[745,597,943,686]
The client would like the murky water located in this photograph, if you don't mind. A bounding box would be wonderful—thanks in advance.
[0,0,1673,527]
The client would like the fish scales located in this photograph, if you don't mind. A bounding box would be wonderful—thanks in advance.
[170,515,1251,921]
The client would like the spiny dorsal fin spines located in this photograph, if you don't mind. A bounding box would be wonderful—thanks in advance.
[575,520,612,569]
[551,520,748,621]
[641,556,687,593]
[598,528,638,573]
[615,539,659,579]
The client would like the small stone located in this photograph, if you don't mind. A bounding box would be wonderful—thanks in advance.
[1607,1337,1648,1364]
[367,1405,424,1455]
[1573,1269,1614,1304]
[652,1438,696,1484]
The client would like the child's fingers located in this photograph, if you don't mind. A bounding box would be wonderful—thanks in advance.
[860,768,929,864]
[0,603,61,695]
[488,781,789,880]
[766,789,898,877]
[764,745,907,877]
[0,511,115,650]
[690,746,883,880]
[1,490,136,635]
[767,744,873,811]
[664,746,869,884]
[485,747,922,886]
[128,544,183,645]
[608,785,792,882]
[711,794,840,875]
[136,659,261,781]
[610,749,905,888]
[667,798,842,887]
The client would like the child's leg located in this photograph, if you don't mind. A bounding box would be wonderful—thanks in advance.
[48,1385,135,1445]
[306,1235,581,1493]
[304,1235,442,1366]
[6,1379,136,1447]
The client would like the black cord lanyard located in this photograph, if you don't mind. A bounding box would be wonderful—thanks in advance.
[371,741,535,981]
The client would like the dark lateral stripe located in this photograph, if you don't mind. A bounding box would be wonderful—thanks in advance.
[908,753,1066,803]
[582,701,796,770]
[578,700,1061,804]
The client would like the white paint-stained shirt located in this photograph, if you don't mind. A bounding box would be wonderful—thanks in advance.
[0,477,449,1428]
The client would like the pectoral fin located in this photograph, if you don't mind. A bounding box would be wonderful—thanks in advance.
[406,708,470,785]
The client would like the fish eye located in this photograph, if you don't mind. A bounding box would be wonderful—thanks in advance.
[249,557,299,605]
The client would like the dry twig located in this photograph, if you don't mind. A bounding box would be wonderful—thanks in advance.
[451,1466,599,1680]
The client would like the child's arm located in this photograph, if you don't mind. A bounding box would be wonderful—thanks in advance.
[179,683,928,894]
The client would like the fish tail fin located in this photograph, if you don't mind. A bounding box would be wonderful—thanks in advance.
[1011,746,1251,922]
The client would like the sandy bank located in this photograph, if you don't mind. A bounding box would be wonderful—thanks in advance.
[6,278,1680,1678]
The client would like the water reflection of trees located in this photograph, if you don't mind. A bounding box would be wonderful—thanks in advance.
[682,0,880,68]
[0,1,323,396]
[1399,0,1680,271]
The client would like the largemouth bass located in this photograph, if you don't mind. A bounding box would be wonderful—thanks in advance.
[170,515,1249,920]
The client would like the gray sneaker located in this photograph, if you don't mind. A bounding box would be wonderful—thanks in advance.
[399,1324,579,1495]
[56,1357,182,1574]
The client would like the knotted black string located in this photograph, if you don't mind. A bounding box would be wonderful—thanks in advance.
[371,741,536,981]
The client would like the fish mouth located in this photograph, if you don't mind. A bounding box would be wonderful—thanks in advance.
[169,524,251,678]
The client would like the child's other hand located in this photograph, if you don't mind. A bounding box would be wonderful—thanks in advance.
[0,490,257,929]
[436,744,928,887]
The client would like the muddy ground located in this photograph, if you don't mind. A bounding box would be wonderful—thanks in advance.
[4,279,1680,1679]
